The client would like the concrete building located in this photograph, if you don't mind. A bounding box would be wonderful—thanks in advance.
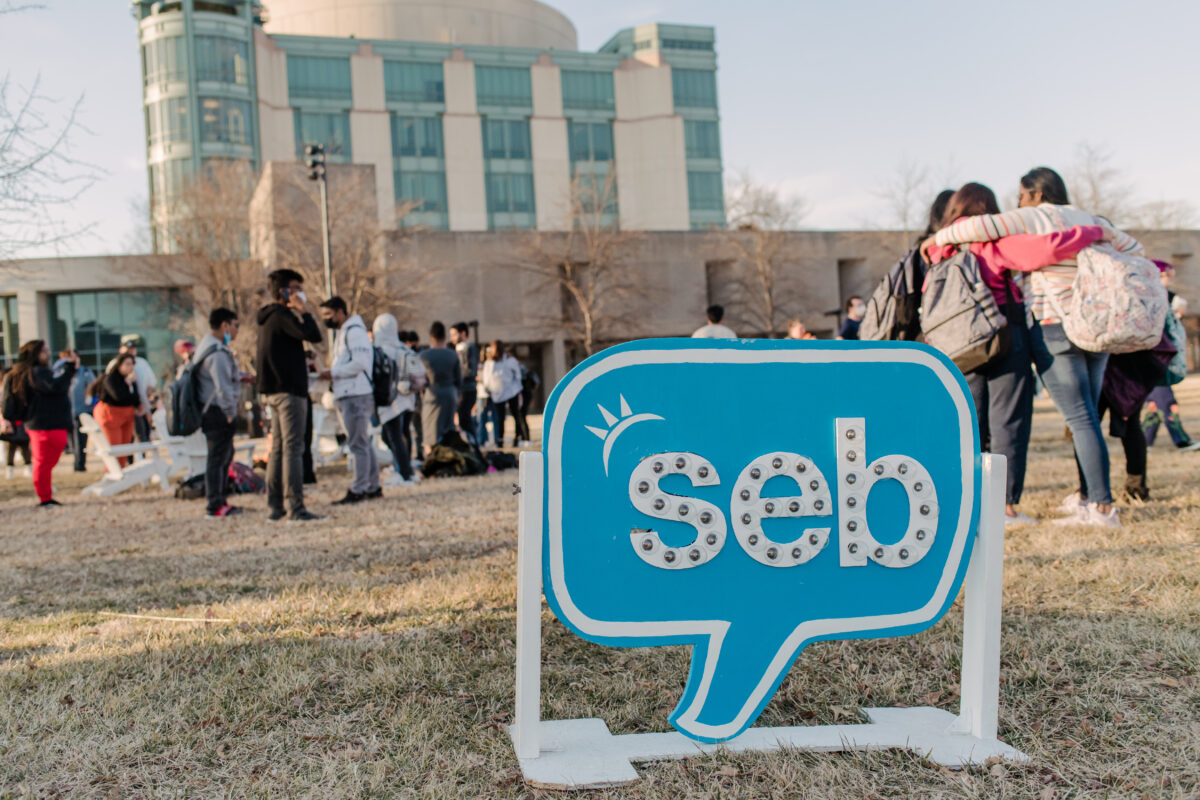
[133,0,724,251]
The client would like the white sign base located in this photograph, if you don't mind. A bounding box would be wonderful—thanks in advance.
[511,452,1029,790]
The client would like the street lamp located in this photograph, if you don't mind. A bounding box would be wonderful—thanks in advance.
[304,143,334,300]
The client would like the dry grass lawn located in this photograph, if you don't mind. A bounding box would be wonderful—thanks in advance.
[2,379,1198,799]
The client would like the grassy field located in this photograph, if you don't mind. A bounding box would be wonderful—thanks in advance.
[2,380,1198,799]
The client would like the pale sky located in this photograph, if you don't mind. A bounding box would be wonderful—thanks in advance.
[3,0,1198,257]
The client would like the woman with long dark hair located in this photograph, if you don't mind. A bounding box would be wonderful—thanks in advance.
[6,340,77,506]
[91,353,140,466]
[925,182,1108,525]
[922,168,1143,527]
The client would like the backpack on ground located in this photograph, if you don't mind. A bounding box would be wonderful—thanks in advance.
[919,248,1009,373]
[859,247,926,341]
[421,429,486,478]
[371,346,400,408]
[164,347,216,437]
[1060,244,1169,354]
[228,461,266,494]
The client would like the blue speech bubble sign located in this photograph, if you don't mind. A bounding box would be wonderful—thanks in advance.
[542,339,980,743]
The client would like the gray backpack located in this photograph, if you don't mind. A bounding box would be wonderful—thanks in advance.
[919,248,1009,374]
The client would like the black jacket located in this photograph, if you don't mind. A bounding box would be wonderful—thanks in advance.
[96,372,140,407]
[256,303,321,397]
[26,363,75,432]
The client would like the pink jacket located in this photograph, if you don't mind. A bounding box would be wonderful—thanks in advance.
[926,224,1107,307]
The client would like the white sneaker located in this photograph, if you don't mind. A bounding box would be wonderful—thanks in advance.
[21,466,31,478]
[4,466,12,480]
[409,472,422,484]
[1053,504,1090,527]
[1084,504,1121,528]
[1178,441,1200,452]
[1004,511,1036,527]
[1058,492,1086,514]
[382,473,408,488]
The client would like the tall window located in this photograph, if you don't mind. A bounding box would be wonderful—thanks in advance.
[391,116,444,158]
[287,55,352,101]
[0,296,19,368]
[684,119,721,160]
[200,97,250,145]
[672,68,717,109]
[561,70,615,111]
[195,36,249,85]
[384,61,444,103]
[486,174,535,215]
[687,171,724,211]
[395,172,449,218]
[142,36,187,85]
[294,110,351,161]
[482,119,531,160]
[476,66,532,107]
[48,290,191,375]
[146,97,190,147]
[568,122,613,163]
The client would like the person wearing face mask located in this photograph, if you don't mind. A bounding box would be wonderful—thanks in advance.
[317,296,380,504]
[196,308,243,519]
[256,269,323,522]
[837,296,865,340]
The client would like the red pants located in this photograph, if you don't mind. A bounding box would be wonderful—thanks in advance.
[29,429,67,502]
[94,402,136,466]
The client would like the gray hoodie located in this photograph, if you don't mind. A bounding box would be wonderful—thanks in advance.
[195,333,240,420]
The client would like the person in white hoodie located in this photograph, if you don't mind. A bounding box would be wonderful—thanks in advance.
[481,340,528,447]
[372,313,424,487]
[317,297,380,503]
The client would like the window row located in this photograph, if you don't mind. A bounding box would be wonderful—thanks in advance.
[48,289,191,377]
[195,35,250,85]
[561,70,614,111]
[568,121,613,163]
[687,170,724,211]
[146,97,190,146]
[200,97,251,145]
[287,55,352,101]
[672,68,718,109]
[294,110,351,162]
[660,39,713,51]
[384,60,444,103]
[143,36,187,85]
[391,115,443,159]
[476,66,532,107]
[684,119,720,160]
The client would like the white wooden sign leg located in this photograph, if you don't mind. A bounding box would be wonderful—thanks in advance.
[513,451,544,761]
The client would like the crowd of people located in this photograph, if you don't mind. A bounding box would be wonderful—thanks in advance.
[0,167,1194,526]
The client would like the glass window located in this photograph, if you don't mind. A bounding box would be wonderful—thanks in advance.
[395,171,448,214]
[0,296,18,368]
[143,36,187,85]
[475,66,532,107]
[200,97,251,145]
[687,170,724,211]
[47,290,191,377]
[148,158,194,209]
[486,173,535,214]
[384,61,444,103]
[672,68,717,109]
[684,119,721,159]
[287,55,352,101]
[660,38,713,51]
[561,70,615,111]
[390,114,443,158]
[195,36,249,85]
[294,110,351,162]
[482,118,531,160]
[567,121,613,163]
[147,97,190,147]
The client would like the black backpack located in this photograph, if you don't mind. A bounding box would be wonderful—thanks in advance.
[165,347,216,436]
[371,347,399,408]
[1,374,30,424]
[859,247,927,342]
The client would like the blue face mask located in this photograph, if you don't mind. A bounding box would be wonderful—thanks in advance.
[223,333,232,346]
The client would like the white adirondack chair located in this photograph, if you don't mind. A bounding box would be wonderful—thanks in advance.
[151,408,258,479]
[78,413,173,497]
[311,404,347,468]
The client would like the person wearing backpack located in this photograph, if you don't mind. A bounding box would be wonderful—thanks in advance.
[373,313,422,487]
[196,308,243,519]
[925,182,1109,526]
[5,340,77,506]
[922,167,1144,527]
[1,366,33,479]
[317,296,380,504]
[91,353,141,466]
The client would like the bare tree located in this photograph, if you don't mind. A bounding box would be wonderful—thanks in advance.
[0,60,100,260]
[723,171,807,337]
[518,170,641,357]
[1066,141,1196,229]
[874,158,939,248]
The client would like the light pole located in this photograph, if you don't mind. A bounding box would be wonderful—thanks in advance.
[304,144,334,300]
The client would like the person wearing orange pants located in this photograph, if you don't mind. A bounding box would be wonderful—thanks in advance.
[3,340,77,506]
[92,353,140,466]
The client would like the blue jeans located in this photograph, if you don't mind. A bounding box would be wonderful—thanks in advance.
[475,398,498,446]
[1032,323,1112,505]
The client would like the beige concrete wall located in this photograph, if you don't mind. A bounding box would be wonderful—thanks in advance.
[349,44,397,229]
[442,53,488,231]
[262,0,578,51]
[530,57,570,231]
[613,61,689,231]
[254,30,296,164]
